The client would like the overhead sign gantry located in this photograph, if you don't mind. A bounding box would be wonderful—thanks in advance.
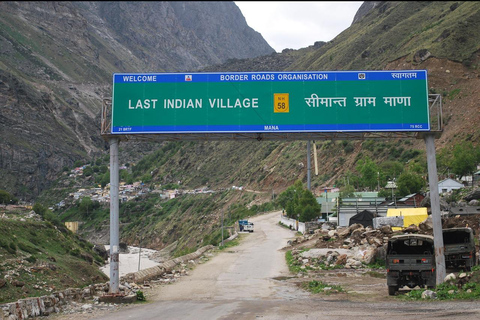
[101,69,445,295]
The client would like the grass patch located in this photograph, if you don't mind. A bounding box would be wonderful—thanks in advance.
[286,249,314,273]
[286,250,304,273]
[317,263,344,270]
[278,222,292,230]
[302,280,344,295]
[399,267,480,300]
[218,237,240,251]
[365,258,386,270]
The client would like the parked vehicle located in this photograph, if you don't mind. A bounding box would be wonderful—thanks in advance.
[238,219,254,233]
[386,234,436,296]
[443,227,478,271]
[242,223,254,233]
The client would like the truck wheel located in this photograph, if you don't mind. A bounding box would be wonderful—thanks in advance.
[388,286,397,296]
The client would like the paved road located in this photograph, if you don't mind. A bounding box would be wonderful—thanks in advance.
[84,211,480,320]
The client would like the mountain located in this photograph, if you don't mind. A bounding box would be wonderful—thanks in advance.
[0,1,274,200]
[1,1,479,251]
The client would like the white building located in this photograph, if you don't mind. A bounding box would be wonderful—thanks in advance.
[438,178,464,194]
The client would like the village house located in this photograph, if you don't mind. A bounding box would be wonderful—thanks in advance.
[396,193,425,207]
[438,178,464,194]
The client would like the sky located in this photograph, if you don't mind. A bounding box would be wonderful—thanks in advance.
[235,1,364,52]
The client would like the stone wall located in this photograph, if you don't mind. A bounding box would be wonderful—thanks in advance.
[280,215,305,234]
[0,284,108,320]
[122,245,214,284]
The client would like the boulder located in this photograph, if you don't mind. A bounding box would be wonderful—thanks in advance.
[327,230,337,238]
[403,224,420,233]
[321,222,336,231]
[335,254,348,266]
[379,225,393,235]
[421,194,449,210]
[93,245,108,261]
[445,273,456,282]
[349,223,364,233]
[337,227,351,238]
[464,188,480,201]
[353,246,377,264]
[419,215,433,231]
[350,228,364,244]
[421,290,437,299]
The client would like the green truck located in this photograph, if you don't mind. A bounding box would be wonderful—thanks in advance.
[386,234,436,296]
[443,227,478,271]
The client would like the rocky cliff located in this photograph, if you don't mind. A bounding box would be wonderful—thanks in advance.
[0,1,274,199]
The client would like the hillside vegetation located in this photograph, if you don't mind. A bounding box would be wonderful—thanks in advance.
[0,206,108,304]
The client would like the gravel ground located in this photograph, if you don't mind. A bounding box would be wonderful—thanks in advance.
[48,211,480,320]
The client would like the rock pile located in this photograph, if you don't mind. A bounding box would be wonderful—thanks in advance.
[288,223,398,270]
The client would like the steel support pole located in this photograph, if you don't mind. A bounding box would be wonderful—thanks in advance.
[313,141,318,176]
[307,140,311,190]
[221,211,224,247]
[109,138,120,294]
[425,134,446,285]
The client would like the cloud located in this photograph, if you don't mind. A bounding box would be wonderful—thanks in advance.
[235,1,363,52]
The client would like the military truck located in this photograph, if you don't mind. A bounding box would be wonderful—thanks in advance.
[443,227,478,271]
[386,234,436,296]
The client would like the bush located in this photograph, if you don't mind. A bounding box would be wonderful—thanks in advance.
[18,242,38,254]
[136,290,146,301]
[33,203,48,217]
[0,190,17,205]
[70,248,81,257]
[7,242,17,254]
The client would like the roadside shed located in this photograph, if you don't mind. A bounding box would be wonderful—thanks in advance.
[386,207,428,230]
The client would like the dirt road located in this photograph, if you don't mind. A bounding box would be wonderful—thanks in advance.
[53,211,480,320]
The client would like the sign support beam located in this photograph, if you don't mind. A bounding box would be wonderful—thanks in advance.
[109,138,120,294]
[425,133,446,284]
[307,140,311,191]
